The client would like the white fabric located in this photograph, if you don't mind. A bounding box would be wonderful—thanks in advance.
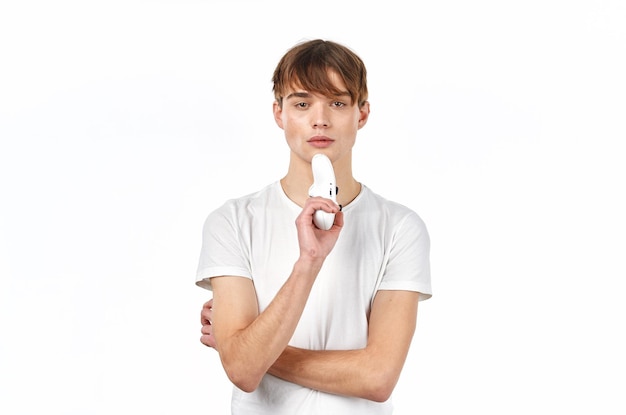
[196,181,432,414]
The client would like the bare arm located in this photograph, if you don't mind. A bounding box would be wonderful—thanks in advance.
[267,290,419,402]
[207,197,343,392]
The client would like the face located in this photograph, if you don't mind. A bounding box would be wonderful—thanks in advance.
[273,71,370,165]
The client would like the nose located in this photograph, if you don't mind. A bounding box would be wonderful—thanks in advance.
[312,105,330,128]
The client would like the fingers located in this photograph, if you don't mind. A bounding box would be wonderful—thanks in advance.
[200,299,213,325]
[200,333,217,349]
[200,299,217,348]
[201,323,212,335]
[200,318,217,349]
[305,196,341,214]
[200,323,214,346]
[333,210,344,228]
[309,199,343,230]
[297,197,341,229]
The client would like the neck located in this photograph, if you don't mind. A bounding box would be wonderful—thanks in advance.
[280,153,361,208]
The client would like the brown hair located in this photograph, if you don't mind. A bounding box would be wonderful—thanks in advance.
[272,39,368,108]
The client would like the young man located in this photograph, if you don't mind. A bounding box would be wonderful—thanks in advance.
[196,39,432,414]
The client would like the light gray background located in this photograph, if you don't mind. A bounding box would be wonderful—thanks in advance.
[1,0,624,413]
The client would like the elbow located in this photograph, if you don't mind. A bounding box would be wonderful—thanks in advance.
[218,338,272,393]
[361,370,398,403]
[364,386,393,403]
[229,374,261,393]
[223,361,265,393]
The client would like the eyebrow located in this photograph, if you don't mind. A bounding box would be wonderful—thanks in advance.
[285,92,311,100]
[284,91,351,101]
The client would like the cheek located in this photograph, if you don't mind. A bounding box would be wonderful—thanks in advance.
[279,117,298,140]
[282,113,306,131]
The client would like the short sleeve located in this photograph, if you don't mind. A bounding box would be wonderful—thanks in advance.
[378,211,432,301]
[195,203,252,291]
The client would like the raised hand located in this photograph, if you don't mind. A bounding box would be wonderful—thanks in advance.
[295,196,343,261]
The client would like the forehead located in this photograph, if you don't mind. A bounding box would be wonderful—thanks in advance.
[286,70,349,97]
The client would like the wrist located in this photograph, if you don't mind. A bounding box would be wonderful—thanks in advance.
[293,256,324,277]
[268,346,299,380]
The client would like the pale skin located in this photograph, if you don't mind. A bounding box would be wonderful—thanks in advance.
[199,71,420,402]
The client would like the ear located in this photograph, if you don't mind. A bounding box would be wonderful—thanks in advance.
[357,101,370,130]
[273,100,284,129]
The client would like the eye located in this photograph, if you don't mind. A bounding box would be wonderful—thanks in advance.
[295,102,308,109]
[332,101,346,108]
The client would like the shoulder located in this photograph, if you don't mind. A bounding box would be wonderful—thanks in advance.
[203,182,281,227]
[358,185,428,229]
[212,182,279,213]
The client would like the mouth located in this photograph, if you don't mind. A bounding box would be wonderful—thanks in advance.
[308,136,334,148]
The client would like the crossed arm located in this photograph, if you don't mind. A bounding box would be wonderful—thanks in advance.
[267,288,419,402]
[201,277,419,402]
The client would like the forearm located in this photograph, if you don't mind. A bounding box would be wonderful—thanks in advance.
[267,291,419,402]
[215,258,323,392]
[268,346,399,402]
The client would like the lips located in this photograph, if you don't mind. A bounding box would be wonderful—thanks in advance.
[308,136,334,148]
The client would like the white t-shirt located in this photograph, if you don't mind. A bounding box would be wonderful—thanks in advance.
[196,181,432,414]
